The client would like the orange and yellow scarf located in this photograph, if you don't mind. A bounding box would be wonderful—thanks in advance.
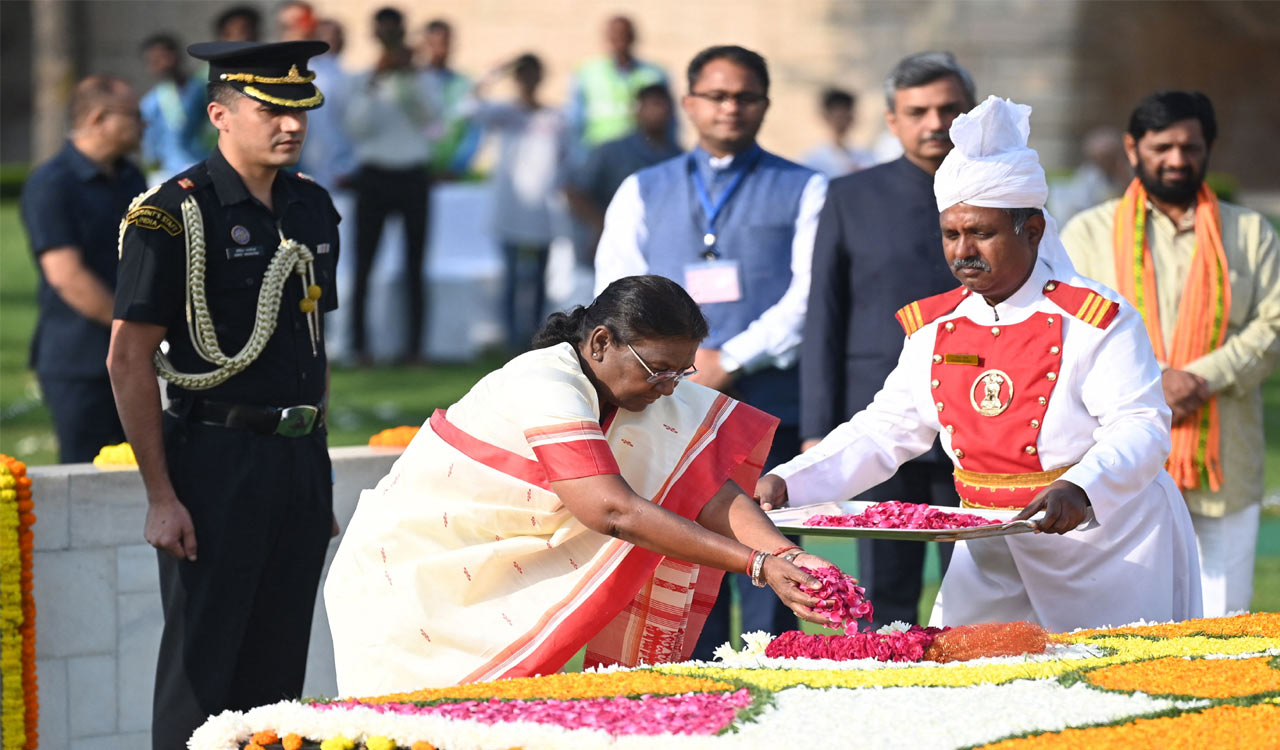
[1113,178,1230,492]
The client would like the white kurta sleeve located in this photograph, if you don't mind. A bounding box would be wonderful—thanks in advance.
[720,173,828,372]
[769,334,939,506]
[593,175,649,295]
[1058,304,1174,525]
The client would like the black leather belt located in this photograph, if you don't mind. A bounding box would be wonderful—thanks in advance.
[168,397,324,437]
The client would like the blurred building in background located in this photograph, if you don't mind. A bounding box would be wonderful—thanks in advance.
[2,0,1278,189]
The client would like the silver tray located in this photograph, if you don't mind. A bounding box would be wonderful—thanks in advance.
[767,500,1092,542]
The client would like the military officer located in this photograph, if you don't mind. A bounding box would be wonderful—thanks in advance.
[756,97,1201,632]
[107,40,341,749]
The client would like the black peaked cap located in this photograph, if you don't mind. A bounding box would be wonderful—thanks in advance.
[189,40,330,110]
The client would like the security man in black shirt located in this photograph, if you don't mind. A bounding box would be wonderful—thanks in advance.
[107,40,340,749]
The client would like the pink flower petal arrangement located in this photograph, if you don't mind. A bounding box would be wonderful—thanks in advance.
[764,625,947,662]
[801,565,874,634]
[804,500,993,530]
[317,689,754,736]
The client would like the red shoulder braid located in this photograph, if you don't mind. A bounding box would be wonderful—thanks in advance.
[1041,280,1120,329]
[895,286,968,337]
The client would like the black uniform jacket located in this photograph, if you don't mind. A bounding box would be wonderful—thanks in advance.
[115,148,340,407]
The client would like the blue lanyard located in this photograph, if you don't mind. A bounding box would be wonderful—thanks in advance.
[690,147,762,257]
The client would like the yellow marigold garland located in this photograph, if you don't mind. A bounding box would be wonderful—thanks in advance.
[0,454,37,750]
[92,442,138,469]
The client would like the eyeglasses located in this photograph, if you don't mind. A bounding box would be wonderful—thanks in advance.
[627,344,698,384]
[688,90,768,108]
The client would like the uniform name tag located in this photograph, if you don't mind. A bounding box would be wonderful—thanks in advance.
[125,206,183,236]
[943,354,981,366]
[684,259,742,304]
[225,245,265,259]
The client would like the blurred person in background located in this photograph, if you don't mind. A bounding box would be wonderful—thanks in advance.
[1062,91,1280,618]
[419,18,481,179]
[567,15,668,151]
[299,18,360,361]
[138,33,211,184]
[345,6,436,365]
[276,0,317,42]
[215,4,262,42]
[1049,126,1130,223]
[566,82,682,252]
[464,54,570,352]
[801,87,874,178]
[801,51,976,628]
[21,75,145,463]
[595,45,827,657]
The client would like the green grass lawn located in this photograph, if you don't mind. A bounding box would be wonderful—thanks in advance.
[2,197,1278,620]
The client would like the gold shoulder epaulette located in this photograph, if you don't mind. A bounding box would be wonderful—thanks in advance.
[1042,280,1120,329]
[895,286,968,337]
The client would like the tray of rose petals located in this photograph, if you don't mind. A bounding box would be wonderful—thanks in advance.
[767,500,1078,542]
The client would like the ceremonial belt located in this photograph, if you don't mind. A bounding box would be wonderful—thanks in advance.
[168,397,324,438]
[953,465,1075,510]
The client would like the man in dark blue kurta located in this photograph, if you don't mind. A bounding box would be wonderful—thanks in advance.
[594,45,827,658]
[801,52,976,627]
[21,76,146,462]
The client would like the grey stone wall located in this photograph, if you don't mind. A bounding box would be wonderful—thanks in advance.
[27,446,400,749]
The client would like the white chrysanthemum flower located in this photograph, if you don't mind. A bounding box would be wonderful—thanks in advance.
[740,630,775,656]
[712,641,738,662]
[876,620,913,634]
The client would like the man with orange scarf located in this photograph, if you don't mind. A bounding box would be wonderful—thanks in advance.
[1063,91,1280,616]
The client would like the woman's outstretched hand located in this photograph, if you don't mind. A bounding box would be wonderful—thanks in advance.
[762,555,828,625]
[754,474,788,511]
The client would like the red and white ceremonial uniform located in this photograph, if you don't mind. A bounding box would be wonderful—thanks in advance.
[771,258,1202,631]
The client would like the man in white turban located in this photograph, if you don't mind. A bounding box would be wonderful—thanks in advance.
[755,96,1202,631]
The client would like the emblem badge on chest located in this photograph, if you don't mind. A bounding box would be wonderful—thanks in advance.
[970,369,1014,417]
[230,225,251,245]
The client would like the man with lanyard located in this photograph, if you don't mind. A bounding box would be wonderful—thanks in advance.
[1062,91,1280,616]
[594,44,826,658]
[801,51,976,628]
[757,96,1201,632]
[107,40,340,749]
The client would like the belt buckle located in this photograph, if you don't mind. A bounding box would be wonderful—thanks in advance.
[276,405,319,437]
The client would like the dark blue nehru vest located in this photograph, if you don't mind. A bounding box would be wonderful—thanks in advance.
[634,145,816,425]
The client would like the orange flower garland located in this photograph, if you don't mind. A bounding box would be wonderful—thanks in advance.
[975,703,1280,749]
[354,671,734,704]
[369,426,420,447]
[0,454,37,750]
[1084,655,1280,699]
[1061,612,1280,640]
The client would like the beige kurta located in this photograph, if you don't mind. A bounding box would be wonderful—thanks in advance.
[1061,199,1280,516]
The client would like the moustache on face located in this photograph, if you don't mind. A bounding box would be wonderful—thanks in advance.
[951,257,992,272]
[922,131,952,143]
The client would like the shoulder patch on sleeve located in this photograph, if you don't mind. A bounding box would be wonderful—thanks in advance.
[176,177,196,190]
[1042,280,1120,329]
[295,171,315,182]
[895,286,969,336]
[125,205,183,237]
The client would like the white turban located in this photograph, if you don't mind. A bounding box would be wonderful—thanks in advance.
[933,95,1077,277]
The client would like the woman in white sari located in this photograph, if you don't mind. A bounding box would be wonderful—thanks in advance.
[325,276,835,696]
